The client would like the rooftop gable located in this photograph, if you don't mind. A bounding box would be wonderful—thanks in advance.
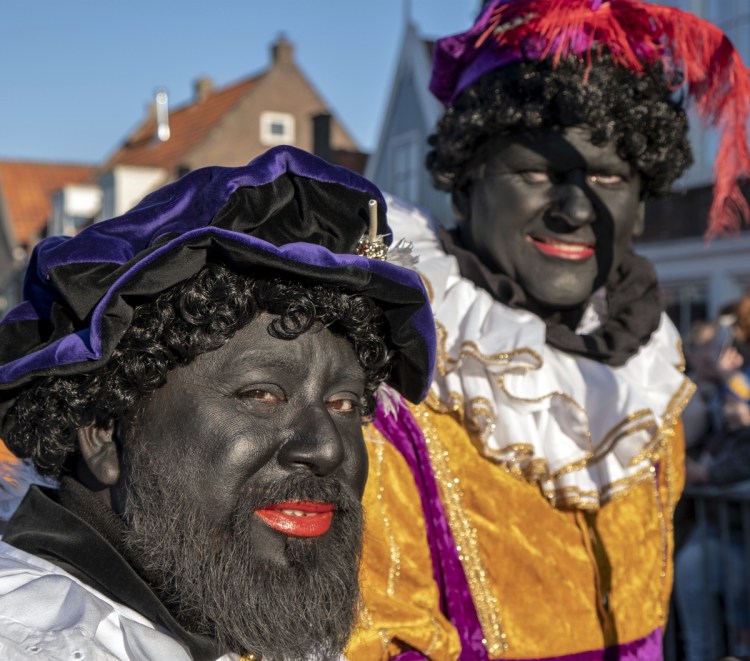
[105,74,262,172]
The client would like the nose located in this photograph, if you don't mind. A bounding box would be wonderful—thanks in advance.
[277,407,346,476]
[553,177,596,228]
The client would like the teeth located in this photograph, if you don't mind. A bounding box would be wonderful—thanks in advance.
[554,244,586,252]
[534,237,591,253]
[280,509,310,517]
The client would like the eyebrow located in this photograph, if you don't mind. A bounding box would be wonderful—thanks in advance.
[232,351,305,374]
[230,349,366,383]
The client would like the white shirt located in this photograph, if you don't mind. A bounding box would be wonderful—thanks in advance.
[0,541,239,661]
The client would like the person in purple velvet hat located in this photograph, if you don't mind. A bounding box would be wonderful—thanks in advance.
[0,145,435,661]
[345,1,750,660]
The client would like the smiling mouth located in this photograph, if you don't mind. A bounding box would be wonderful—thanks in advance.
[254,500,336,537]
[528,235,595,260]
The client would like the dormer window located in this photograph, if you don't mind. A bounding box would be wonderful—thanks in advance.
[260,112,296,146]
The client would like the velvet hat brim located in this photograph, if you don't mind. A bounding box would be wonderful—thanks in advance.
[0,146,435,405]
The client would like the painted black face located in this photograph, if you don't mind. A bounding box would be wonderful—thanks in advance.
[122,312,368,565]
[457,126,645,310]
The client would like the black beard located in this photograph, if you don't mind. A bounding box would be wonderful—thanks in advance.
[121,454,363,660]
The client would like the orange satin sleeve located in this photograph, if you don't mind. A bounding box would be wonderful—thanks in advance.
[346,425,462,661]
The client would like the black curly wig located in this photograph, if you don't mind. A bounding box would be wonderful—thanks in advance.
[427,54,693,197]
[4,263,393,477]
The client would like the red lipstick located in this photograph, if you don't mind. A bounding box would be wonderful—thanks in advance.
[254,501,335,537]
[529,236,594,260]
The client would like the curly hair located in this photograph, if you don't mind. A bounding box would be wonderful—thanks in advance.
[4,264,393,476]
[427,54,693,197]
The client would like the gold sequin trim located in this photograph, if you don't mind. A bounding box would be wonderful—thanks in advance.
[655,408,681,622]
[415,403,509,656]
[652,464,668,624]
[366,426,401,597]
[359,602,392,653]
[424,616,442,657]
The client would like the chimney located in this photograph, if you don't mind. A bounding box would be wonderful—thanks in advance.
[193,76,214,102]
[312,113,334,163]
[155,90,170,142]
[271,35,294,67]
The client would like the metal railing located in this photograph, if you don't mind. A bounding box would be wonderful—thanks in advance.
[666,480,750,660]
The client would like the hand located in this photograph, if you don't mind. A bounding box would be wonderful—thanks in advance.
[685,454,711,486]
[717,345,744,379]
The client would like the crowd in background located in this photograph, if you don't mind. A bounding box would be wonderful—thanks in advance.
[674,294,750,660]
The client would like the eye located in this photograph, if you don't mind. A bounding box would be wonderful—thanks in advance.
[588,173,623,186]
[237,388,285,403]
[326,396,363,414]
[519,170,550,184]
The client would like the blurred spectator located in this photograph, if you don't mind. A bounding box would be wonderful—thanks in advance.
[734,295,750,365]
[674,391,750,660]
[682,321,730,448]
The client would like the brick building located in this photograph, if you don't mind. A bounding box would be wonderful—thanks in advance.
[0,36,367,317]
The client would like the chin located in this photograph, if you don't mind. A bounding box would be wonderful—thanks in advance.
[525,282,595,311]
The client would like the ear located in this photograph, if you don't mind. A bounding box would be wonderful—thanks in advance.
[452,163,481,224]
[451,188,471,223]
[632,199,646,238]
[77,423,121,487]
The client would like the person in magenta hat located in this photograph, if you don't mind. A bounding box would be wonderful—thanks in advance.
[345,1,750,659]
[0,145,435,660]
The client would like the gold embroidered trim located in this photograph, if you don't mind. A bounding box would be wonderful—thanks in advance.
[427,348,696,508]
[533,464,658,510]
[499,443,535,456]
[465,396,497,442]
[420,272,435,305]
[497,374,591,432]
[629,378,695,467]
[592,410,654,459]
[676,338,686,373]
[415,403,509,656]
[435,319,542,378]
[367,426,401,597]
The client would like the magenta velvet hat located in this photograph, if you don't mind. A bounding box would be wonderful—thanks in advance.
[430,0,750,235]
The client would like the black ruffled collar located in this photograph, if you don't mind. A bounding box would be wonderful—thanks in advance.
[440,228,663,367]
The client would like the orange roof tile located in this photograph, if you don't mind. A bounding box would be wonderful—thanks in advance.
[0,161,96,246]
[106,75,261,171]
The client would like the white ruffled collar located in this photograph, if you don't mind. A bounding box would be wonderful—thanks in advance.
[387,195,693,510]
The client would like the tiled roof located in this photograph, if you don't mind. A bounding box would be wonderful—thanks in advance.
[106,75,262,171]
[0,161,96,246]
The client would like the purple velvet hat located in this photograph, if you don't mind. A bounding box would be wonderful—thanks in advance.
[0,145,435,405]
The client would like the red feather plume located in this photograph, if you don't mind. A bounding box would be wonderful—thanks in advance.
[478,0,750,236]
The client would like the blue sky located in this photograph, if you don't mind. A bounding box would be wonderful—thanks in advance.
[0,0,478,164]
